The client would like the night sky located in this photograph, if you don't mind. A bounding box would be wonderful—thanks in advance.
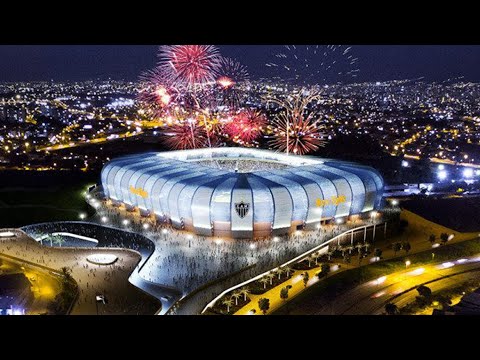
[0,45,479,83]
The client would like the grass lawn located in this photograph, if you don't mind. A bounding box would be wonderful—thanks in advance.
[402,197,480,233]
[0,182,94,228]
[273,235,480,315]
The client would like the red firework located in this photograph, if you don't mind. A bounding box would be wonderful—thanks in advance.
[224,109,266,144]
[138,68,179,114]
[162,120,207,150]
[158,45,222,87]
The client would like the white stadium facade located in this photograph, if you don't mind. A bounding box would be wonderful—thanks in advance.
[100,148,384,239]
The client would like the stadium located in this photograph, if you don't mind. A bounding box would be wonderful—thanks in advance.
[100,148,384,239]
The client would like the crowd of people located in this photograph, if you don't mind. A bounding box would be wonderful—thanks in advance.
[196,159,289,173]
[84,196,373,296]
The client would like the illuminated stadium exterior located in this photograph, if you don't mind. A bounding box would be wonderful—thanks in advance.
[100,148,384,239]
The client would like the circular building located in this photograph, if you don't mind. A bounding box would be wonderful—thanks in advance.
[100,148,384,239]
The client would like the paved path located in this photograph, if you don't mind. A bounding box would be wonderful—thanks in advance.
[0,229,160,314]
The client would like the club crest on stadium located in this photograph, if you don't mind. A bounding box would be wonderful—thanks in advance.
[235,201,250,218]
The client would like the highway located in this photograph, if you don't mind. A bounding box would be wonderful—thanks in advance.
[312,255,480,315]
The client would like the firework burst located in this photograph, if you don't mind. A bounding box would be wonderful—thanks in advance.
[265,45,359,85]
[216,58,249,109]
[267,93,326,155]
[224,109,266,145]
[216,58,249,88]
[162,120,207,150]
[137,68,181,117]
[158,45,222,88]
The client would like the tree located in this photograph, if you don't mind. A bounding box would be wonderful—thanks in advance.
[417,285,432,298]
[374,248,383,259]
[364,243,371,253]
[343,253,351,264]
[302,272,309,287]
[56,235,66,247]
[429,234,436,244]
[306,255,315,268]
[402,242,411,254]
[355,243,364,255]
[346,245,354,254]
[393,242,402,255]
[61,266,72,281]
[258,298,270,315]
[267,272,275,285]
[327,250,335,261]
[222,298,234,313]
[440,233,449,245]
[231,290,242,306]
[280,287,289,302]
[274,267,284,280]
[321,263,330,277]
[259,277,269,289]
[284,266,292,278]
[385,303,399,315]
[239,287,250,302]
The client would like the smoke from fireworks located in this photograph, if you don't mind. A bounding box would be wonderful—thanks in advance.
[224,109,266,145]
[265,45,359,85]
[158,45,222,88]
[267,93,326,155]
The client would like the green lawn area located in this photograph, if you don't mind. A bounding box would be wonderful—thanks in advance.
[273,235,480,315]
[0,183,94,228]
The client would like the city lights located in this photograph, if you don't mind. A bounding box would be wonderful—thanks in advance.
[463,168,474,178]
[437,170,448,180]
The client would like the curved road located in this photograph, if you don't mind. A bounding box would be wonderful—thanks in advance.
[313,255,480,315]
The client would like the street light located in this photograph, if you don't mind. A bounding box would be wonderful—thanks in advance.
[405,260,411,268]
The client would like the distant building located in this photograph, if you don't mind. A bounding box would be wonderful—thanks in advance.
[0,105,27,123]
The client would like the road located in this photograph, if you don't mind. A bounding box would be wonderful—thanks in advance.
[36,130,143,152]
[312,255,480,315]
[403,154,480,169]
